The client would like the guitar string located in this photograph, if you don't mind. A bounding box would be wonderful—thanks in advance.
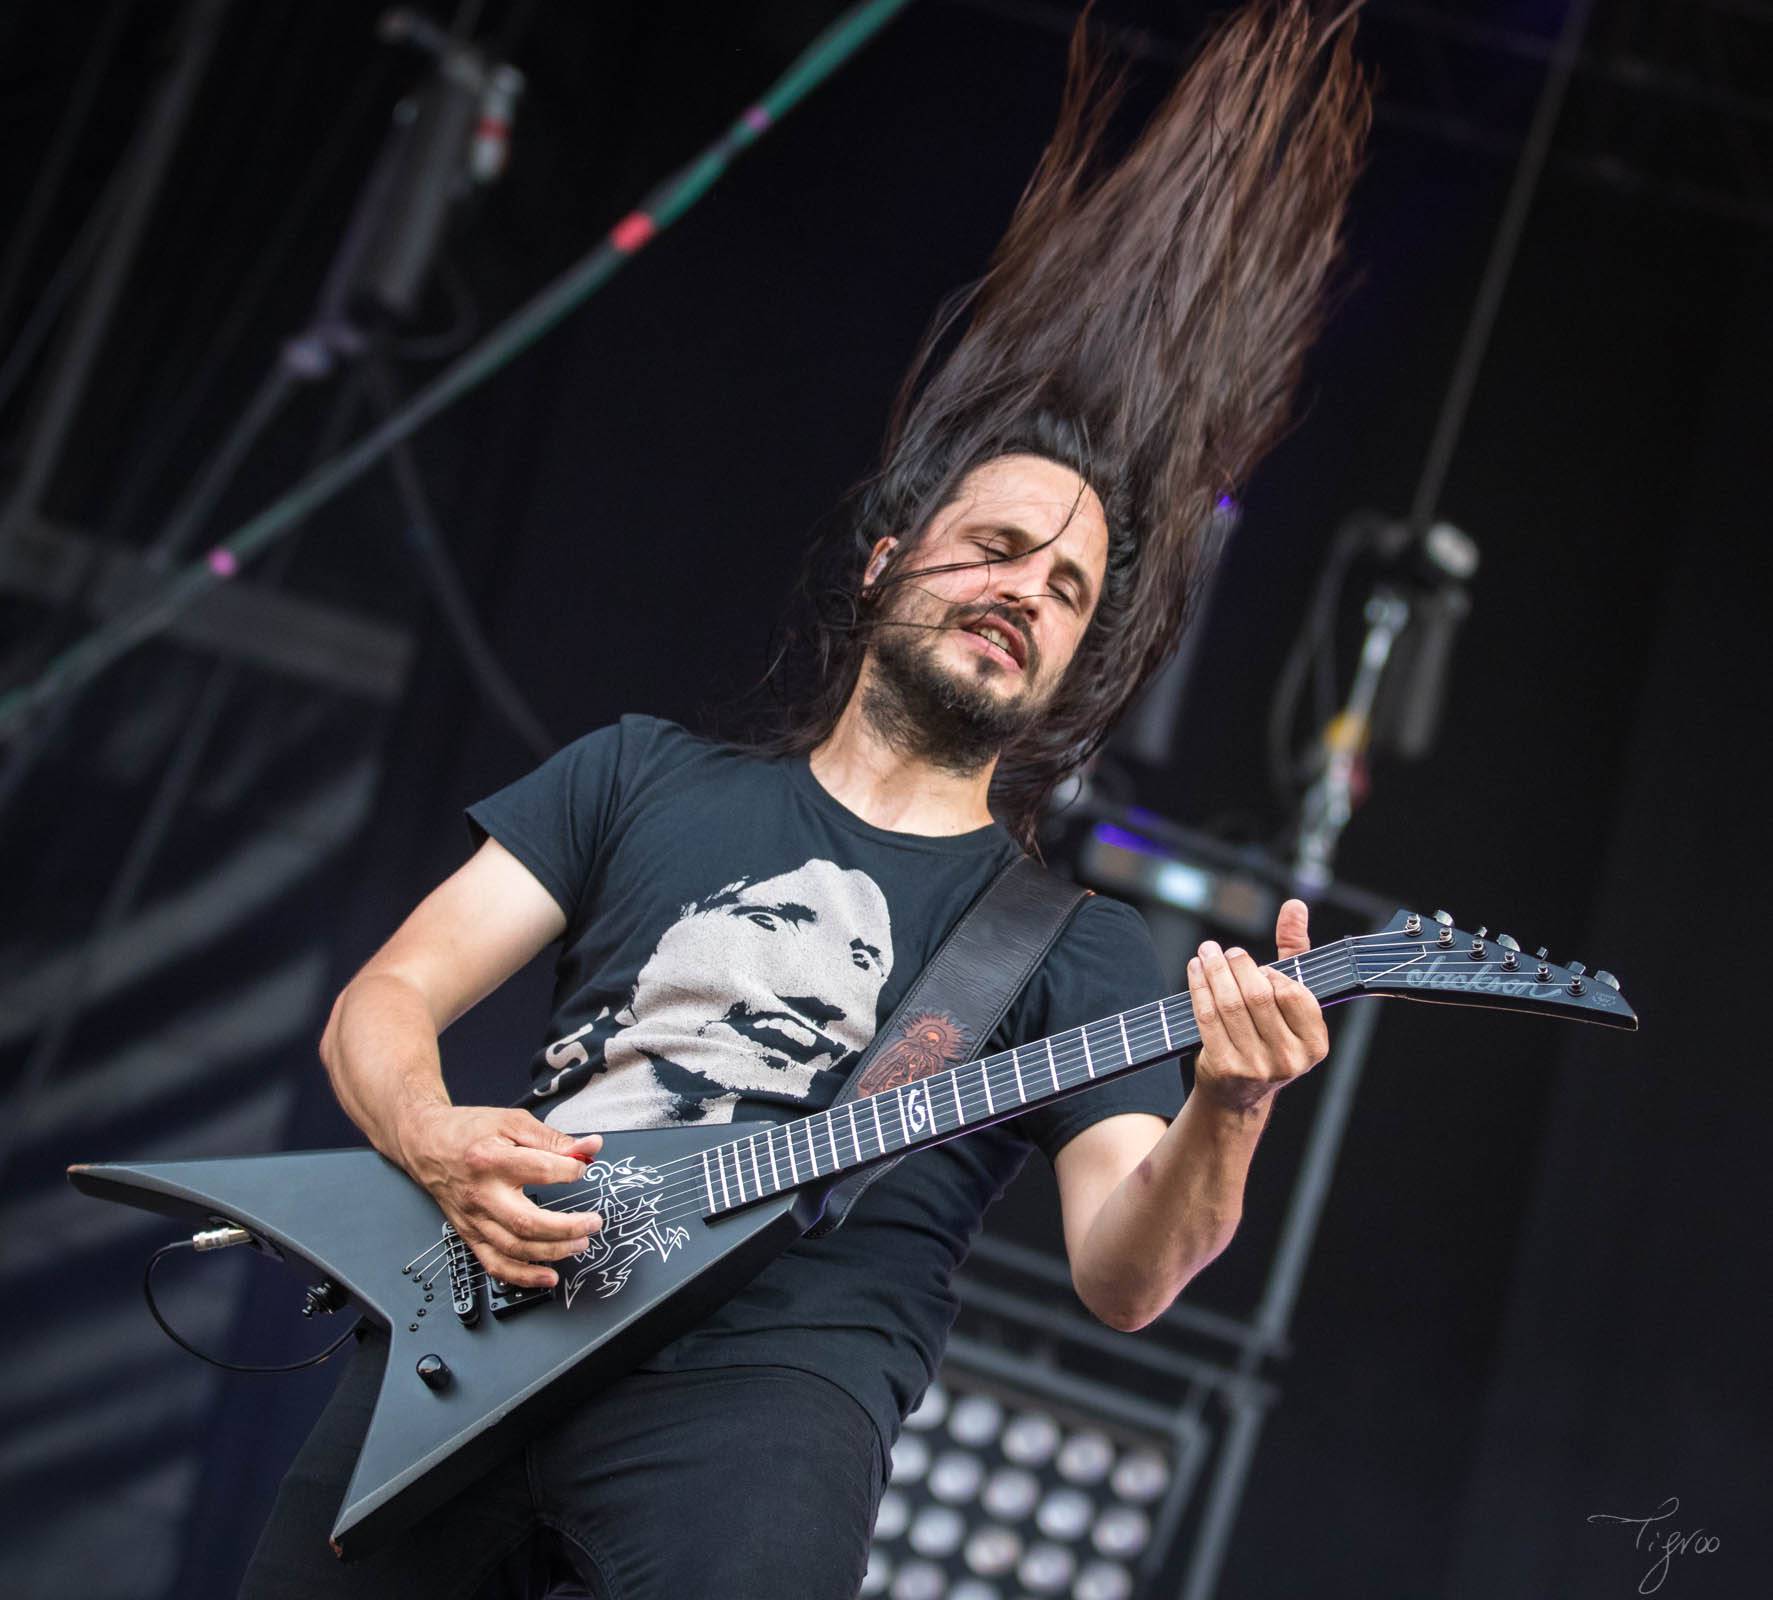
[406,934,1468,1278]
[431,930,1616,1282]
[420,932,1578,1283]
[412,934,1487,1281]
[445,940,1610,1293]
[402,937,1389,1277]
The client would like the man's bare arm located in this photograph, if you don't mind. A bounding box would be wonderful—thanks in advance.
[1055,900,1329,1330]
[1055,1099,1270,1331]
[319,837,605,1289]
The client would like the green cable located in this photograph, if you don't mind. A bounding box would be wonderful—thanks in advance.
[0,0,913,740]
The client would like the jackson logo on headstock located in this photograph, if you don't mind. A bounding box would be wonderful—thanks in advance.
[851,1011,973,1100]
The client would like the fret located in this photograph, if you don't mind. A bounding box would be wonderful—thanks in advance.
[715,1145,732,1209]
[950,1070,965,1126]
[1047,1036,1061,1092]
[1118,1012,1132,1065]
[1159,999,1172,1051]
[798,1120,820,1178]
[748,1136,764,1200]
[824,1113,841,1172]
[981,1060,995,1116]
[870,1094,885,1154]
[1012,1047,1026,1103]
[702,1150,716,1213]
[784,1122,800,1186]
[729,1143,748,1205]
[767,1128,782,1192]
[1080,1026,1094,1079]
[846,1102,864,1163]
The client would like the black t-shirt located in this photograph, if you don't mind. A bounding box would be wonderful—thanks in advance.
[465,715,1182,1464]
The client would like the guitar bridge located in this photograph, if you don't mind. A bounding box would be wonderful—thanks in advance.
[442,1224,480,1327]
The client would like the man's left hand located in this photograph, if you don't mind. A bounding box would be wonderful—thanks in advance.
[1186,897,1330,1114]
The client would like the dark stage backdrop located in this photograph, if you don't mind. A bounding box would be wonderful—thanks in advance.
[1,3,1764,1597]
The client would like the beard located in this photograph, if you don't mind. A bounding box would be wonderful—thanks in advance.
[861,614,1044,777]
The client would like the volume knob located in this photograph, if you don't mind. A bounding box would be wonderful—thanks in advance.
[416,1354,452,1391]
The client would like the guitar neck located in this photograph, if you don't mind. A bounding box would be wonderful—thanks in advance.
[697,938,1364,1219]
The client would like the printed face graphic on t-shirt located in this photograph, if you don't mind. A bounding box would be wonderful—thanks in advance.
[539,858,895,1130]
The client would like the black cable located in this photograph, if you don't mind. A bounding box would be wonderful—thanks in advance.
[368,356,555,760]
[391,249,482,361]
[1265,515,1379,805]
[143,1240,357,1375]
[1406,0,1596,536]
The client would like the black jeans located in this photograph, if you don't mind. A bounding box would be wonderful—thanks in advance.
[240,1330,884,1600]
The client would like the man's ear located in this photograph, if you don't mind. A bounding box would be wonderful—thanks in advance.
[862,536,899,589]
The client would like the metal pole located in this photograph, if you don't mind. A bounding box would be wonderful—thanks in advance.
[1175,975,1389,1600]
[1252,989,1387,1355]
[0,0,231,558]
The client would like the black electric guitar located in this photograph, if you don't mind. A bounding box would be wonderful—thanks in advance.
[69,910,1634,1559]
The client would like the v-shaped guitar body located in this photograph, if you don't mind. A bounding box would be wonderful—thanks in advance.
[70,1124,822,1556]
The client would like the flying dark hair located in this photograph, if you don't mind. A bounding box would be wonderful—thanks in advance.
[749,0,1373,848]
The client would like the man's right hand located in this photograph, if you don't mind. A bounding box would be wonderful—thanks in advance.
[398,1105,604,1289]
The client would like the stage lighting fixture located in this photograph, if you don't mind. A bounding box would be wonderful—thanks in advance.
[930,1450,987,1504]
[909,1505,967,1559]
[1001,1410,1061,1466]
[981,1466,1040,1521]
[892,1431,932,1483]
[867,1350,1190,1600]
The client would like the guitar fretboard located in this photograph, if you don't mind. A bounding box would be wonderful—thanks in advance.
[697,939,1362,1218]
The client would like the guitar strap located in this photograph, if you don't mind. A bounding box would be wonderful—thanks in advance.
[806,853,1091,1239]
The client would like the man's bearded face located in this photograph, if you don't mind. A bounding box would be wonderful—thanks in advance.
[860,454,1109,774]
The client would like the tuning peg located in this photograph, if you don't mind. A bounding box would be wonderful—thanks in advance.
[1497,934,1520,950]
[1595,970,1620,990]
[1434,909,1454,947]
[1403,912,1422,936]
[1567,962,1587,977]
[1566,961,1587,995]
[1497,933,1520,971]
[1535,947,1549,961]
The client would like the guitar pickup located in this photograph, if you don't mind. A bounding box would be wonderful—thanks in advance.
[487,1277,554,1319]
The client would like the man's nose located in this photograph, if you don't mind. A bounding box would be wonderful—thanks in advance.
[987,571,1045,628]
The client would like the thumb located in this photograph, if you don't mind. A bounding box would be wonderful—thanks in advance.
[1276,897,1311,960]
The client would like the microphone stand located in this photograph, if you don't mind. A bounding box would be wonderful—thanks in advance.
[1290,586,1411,894]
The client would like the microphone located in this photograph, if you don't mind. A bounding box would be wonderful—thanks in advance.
[1371,517,1480,589]
[1368,519,1478,760]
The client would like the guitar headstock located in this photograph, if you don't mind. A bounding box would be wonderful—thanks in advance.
[1350,909,1638,1030]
